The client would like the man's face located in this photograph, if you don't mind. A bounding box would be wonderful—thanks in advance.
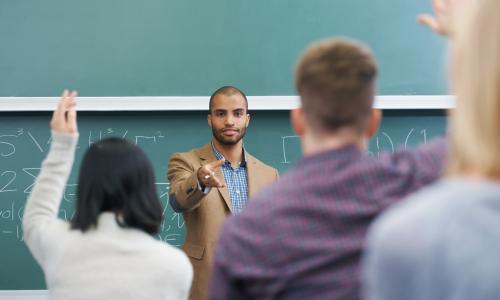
[208,93,250,146]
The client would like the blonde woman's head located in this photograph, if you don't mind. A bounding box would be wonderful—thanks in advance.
[448,0,500,178]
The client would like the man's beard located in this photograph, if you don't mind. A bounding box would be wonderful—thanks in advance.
[212,126,247,145]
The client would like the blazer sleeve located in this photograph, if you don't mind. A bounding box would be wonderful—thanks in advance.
[167,152,208,212]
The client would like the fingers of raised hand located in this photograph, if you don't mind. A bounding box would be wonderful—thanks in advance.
[67,107,78,133]
[417,14,440,32]
[418,0,456,36]
[432,0,446,13]
[51,89,78,134]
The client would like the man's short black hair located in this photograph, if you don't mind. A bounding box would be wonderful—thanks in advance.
[209,86,248,113]
[71,138,163,235]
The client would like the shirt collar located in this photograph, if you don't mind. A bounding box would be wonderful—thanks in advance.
[211,142,247,167]
[296,143,362,168]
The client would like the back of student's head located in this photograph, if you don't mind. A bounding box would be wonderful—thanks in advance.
[449,0,500,177]
[295,38,377,134]
[71,138,163,235]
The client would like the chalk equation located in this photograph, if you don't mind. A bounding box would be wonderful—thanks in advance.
[0,180,184,246]
[0,127,185,246]
[0,128,166,157]
[281,128,430,164]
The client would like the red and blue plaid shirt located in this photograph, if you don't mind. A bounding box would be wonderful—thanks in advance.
[210,138,447,300]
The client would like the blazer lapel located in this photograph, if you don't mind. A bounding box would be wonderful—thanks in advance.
[246,153,260,198]
[198,143,232,212]
[214,167,231,212]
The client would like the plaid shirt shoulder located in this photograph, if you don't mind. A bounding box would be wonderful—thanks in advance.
[210,138,447,300]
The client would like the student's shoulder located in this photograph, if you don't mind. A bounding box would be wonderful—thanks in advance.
[145,240,193,283]
[225,180,294,235]
[369,180,460,248]
[366,179,472,286]
[150,238,192,266]
[218,182,298,269]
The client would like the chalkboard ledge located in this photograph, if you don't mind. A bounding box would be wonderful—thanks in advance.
[0,290,47,300]
[0,95,454,111]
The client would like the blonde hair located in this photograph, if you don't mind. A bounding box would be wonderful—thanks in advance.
[448,0,500,177]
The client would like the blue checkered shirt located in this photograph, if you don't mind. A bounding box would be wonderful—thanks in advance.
[212,143,249,214]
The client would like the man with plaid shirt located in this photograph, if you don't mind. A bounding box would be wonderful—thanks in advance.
[210,39,447,299]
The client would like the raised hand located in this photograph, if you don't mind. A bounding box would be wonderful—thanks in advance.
[417,0,460,37]
[50,90,78,134]
[197,159,226,188]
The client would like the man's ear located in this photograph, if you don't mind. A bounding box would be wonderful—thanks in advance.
[291,108,305,136]
[365,109,382,139]
[246,113,250,128]
[207,114,212,128]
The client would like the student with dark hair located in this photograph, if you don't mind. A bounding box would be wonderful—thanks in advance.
[72,137,163,234]
[23,91,193,300]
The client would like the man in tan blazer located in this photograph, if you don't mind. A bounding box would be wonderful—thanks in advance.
[168,86,279,300]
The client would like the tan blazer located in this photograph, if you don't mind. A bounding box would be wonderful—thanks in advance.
[167,143,279,300]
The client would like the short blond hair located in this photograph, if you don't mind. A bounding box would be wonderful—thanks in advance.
[448,0,500,177]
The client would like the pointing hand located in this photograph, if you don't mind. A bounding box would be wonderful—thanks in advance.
[197,159,226,188]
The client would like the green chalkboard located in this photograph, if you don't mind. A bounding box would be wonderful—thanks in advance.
[0,0,447,97]
[0,110,446,289]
